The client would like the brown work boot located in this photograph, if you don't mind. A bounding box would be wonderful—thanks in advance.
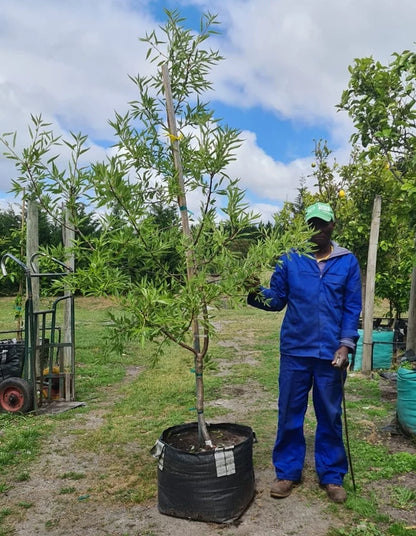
[321,483,347,503]
[270,479,297,498]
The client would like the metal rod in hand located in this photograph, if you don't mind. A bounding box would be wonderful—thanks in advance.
[341,368,356,492]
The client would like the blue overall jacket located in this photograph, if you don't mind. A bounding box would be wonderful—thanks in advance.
[248,243,362,360]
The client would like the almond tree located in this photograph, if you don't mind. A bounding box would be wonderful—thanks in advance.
[82,10,311,446]
[1,10,310,446]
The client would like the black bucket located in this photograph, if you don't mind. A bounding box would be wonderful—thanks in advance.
[152,422,255,523]
[0,339,25,381]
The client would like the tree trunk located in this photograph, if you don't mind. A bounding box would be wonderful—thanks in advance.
[162,63,211,446]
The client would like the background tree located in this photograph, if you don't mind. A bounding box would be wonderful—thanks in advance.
[282,138,413,319]
[0,207,23,295]
[0,117,93,264]
[338,48,416,348]
[0,207,21,255]
[338,155,413,318]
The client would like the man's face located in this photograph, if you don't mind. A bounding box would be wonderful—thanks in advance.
[308,218,335,247]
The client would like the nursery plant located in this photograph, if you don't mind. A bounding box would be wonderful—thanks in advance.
[1,10,310,446]
[82,10,311,446]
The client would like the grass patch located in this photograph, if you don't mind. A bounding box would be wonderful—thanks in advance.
[0,413,49,476]
[58,486,76,495]
[61,471,85,480]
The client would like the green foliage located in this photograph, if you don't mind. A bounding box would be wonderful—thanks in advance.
[0,509,11,521]
[0,11,309,440]
[390,485,416,509]
[0,208,23,294]
[338,154,413,316]
[337,49,416,317]
[0,114,94,284]
[64,10,311,367]
[1,116,91,225]
[339,51,416,164]
[309,139,347,206]
[332,521,384,536]
[60,472,86,480]
[389,524,416,536]
[0,414,46,473]
[58,487,76,495]
[0,204,98,298]
[338,48,416,222]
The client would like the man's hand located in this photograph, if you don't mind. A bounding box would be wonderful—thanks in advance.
[332,346,349,369]
[243,274,261,292]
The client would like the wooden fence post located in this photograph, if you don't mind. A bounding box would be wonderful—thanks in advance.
[362,195,382,373]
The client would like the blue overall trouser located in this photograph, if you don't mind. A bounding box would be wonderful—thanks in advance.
[273,355,348,485]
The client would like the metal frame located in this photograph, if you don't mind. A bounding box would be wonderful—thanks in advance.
[0,253,75,412]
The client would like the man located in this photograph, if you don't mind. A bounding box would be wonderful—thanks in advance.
[247,202,361,503]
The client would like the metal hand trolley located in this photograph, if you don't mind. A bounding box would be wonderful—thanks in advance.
[0,253,75,413]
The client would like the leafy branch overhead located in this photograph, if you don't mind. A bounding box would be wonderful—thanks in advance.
[338,50,416,185]
[0,10,311,334]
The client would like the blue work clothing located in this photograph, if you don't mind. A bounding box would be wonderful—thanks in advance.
[247,243,362,360]
[274,355,347,484]
[247,242,361,484]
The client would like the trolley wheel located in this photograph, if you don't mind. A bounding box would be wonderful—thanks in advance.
[0,377,34,413]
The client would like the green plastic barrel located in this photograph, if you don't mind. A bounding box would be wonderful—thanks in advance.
[353,329,393,370]
[397,367,416,436]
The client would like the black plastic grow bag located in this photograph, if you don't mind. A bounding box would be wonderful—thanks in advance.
[0,339,25,381]
[153,422,255,523]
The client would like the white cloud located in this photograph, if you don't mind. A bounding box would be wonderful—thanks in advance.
[250,202,282,224]
[0,197,20,213]
[0,0,158,194]
[1,0,416,208]
[206,0,416,123]
[0,0,155,141]
[227,130,313,203]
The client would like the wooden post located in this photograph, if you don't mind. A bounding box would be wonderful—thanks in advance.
[161,64,193,281]
[63,206,75,401]
[26,199,39,310]
[26,199,40,382]
[16,192,26,338]
[406,264,416,352]
[362,195,382,373]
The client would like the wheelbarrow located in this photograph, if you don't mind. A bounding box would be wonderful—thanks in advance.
[0,253,75,413]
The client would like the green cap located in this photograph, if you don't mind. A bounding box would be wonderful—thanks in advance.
[305,202,334,222]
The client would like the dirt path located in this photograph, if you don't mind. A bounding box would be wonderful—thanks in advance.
[3,325,415,535]
[5,469,341,536]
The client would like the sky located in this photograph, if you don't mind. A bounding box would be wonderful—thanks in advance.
[0,0,415,222]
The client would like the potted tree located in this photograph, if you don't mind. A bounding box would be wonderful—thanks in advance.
[86,12,265,522]
[86,11,310,522]
[2,10,309,523]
